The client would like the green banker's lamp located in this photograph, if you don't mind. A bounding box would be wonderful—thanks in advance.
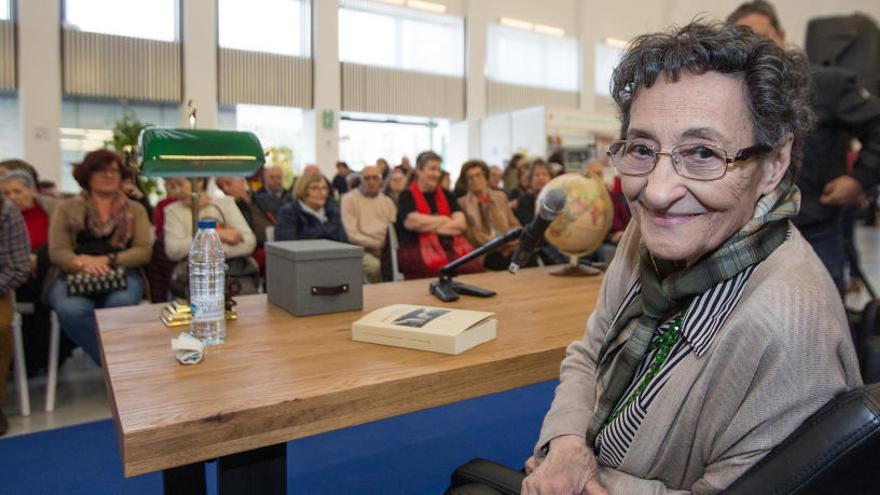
[134,105,265,327]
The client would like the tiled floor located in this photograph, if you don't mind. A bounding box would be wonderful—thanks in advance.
[3,225,879,439]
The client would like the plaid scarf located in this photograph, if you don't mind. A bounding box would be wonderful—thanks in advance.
[68,191,134,250]
[585,179,801,447]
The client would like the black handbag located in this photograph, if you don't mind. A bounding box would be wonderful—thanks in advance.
[67,266,127,297]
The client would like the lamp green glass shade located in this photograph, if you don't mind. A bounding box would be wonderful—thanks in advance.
[137,127,265,177]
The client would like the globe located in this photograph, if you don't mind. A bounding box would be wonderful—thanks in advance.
[537,172,613,276]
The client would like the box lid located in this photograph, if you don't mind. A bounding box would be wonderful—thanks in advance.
[266,239,363,262]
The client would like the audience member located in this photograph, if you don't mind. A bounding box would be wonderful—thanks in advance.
[341,166,397,283]
[384,167,407,205]
[488,165,503,190]
[376,158,390,179]
[121,170,152,220]
[514,159,566,265]
[395,151,482,279]
[457,160,521,271]
[0,197,31,436]
[439,170,452,192]
[586,159,632,263]
[729,0,880,295]
[1,171,75,375]
[507,160,531,208]
[216,176,275,274]
[399,156,413,178]
[47,150,152,366]
[254,166,292,217]
[502,153,526,192]
[145,177,186,302]
[332,161,351,196]
[0,159,40,190]
[276,173,348,242]
[347,172,362,192]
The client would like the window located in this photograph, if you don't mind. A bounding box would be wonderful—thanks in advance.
[486,24,579,92]
[219,104,306,173]
[0,95,20,159]
[60,99,179,192]
[339,111,450,175]
[0,0,10,21]
[63,0,178,42]
[595,42,624,97]
[339,1,464,76]
[219,0,311,57]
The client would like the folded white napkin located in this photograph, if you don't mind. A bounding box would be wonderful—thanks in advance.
[171,332,205,364]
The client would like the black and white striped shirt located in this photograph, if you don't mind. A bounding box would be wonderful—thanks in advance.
[595,265,756,468]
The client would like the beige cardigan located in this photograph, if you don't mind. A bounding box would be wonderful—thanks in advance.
[457,190,521,256]
[535,222,862,494]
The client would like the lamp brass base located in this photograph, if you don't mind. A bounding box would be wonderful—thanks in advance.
[160,299,238,327]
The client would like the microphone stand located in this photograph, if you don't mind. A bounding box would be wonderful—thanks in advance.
[430,228,522,302]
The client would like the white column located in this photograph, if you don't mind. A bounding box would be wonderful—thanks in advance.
[180,0,218,128]
[306,0,341,178]
[17,0,62,184]
[464,0,488,160]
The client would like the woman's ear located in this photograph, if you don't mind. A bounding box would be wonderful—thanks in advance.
[758,134,793,195]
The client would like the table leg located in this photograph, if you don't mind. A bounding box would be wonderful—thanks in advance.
[217,443,287,495]
[163,462,207,495]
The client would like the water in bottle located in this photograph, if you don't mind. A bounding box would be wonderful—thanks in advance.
[189,219,226,345]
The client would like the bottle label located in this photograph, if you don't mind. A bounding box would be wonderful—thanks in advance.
[191,298,224,322]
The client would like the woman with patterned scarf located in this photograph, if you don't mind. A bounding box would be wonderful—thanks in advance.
[47,149,152,366]
[522,22,861,495]
[395,151,483,279]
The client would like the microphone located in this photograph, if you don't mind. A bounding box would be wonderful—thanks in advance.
[508,188,566,273]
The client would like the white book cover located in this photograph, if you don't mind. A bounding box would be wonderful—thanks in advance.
[352,304,497,355]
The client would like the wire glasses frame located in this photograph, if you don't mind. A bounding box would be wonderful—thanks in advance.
[606,140,773,181]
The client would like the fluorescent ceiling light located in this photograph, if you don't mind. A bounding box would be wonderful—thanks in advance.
[374,0,405,5]
[407,0,446,13]
[534,24,564,36]
[604,37,628,49]
[499,17,534,31]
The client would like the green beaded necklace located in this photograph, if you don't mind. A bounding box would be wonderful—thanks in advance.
[606,309,685,424]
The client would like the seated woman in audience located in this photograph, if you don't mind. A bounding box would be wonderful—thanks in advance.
[395,151,482,279]
[0,170,75,375]
[521,22,860,494]
[384,167,408,205]
[47,149,152,366]
[145,177,185,302]
[457,160,521,271]
[275,173,348,242]
[216,176,275,275]
[514,159,566,265]
[587,158,632,264]
[502,153,526,193]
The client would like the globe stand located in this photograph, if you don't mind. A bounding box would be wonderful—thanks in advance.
[551,254,602,277]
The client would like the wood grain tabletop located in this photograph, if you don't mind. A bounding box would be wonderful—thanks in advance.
[96,266,603,476]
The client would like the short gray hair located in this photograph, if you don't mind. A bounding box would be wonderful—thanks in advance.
[0,169,36,189]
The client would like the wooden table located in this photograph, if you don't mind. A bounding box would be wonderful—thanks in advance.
[97,267,602,493]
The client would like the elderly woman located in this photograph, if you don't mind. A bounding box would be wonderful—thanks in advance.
[47,150,152,366]
[522,22,860,495]
[457,160,521,271]
[275,173,348,242]
[395,151,482,279]
[0,170,72,375]
[384,167,408,205]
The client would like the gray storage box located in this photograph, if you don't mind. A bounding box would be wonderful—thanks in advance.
[266,240,364,316]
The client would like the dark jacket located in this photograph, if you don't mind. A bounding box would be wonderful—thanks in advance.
[796,66,880,231]
[275,200,348,243]
[253,187,292,217]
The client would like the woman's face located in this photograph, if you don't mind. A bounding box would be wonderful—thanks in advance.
[620,71,787,265]
[530,167,552,192]
[465,167,488,195]
[1,179,35,211]
[417,159,442,192]
[304,179,329,209]
[389,170,406,193]
[88,161,122,195]
[164,178,189,200]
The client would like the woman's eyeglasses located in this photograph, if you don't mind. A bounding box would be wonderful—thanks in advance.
[607,140,772,181]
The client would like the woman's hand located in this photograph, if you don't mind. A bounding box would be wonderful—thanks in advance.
[71,255,112,275]
[217,227,244,246]
[29,253,38,276]
[522,435,607,495]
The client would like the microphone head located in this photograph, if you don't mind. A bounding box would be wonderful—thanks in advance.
[537,188,566,221]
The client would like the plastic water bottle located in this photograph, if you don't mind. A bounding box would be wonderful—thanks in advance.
[189,219,226,345]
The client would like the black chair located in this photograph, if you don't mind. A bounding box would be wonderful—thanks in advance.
[447,384,880,495]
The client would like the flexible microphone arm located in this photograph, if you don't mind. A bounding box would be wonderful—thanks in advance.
[439,227,522,276]
[429,227,522,303]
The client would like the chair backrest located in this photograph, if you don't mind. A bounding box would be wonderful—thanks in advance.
[265,225,275,243]
[723,384,880,494]
[387,222,404,282]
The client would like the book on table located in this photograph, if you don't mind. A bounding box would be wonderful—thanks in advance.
[352,304,497,355]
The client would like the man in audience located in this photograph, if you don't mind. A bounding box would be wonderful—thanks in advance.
[333,161,352,196]
[0,196,33,435]
[217,176,276,273]
[254,166,291,217]
[488,166,504,190]
[341,165,397,283]
[729,0,880,294]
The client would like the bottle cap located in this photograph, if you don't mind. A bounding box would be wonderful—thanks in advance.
[197,219,218,229]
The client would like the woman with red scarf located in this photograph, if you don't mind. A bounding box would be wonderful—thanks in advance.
[395,151,483,279]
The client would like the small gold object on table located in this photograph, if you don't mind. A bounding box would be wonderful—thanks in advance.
[161,299,239,327]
